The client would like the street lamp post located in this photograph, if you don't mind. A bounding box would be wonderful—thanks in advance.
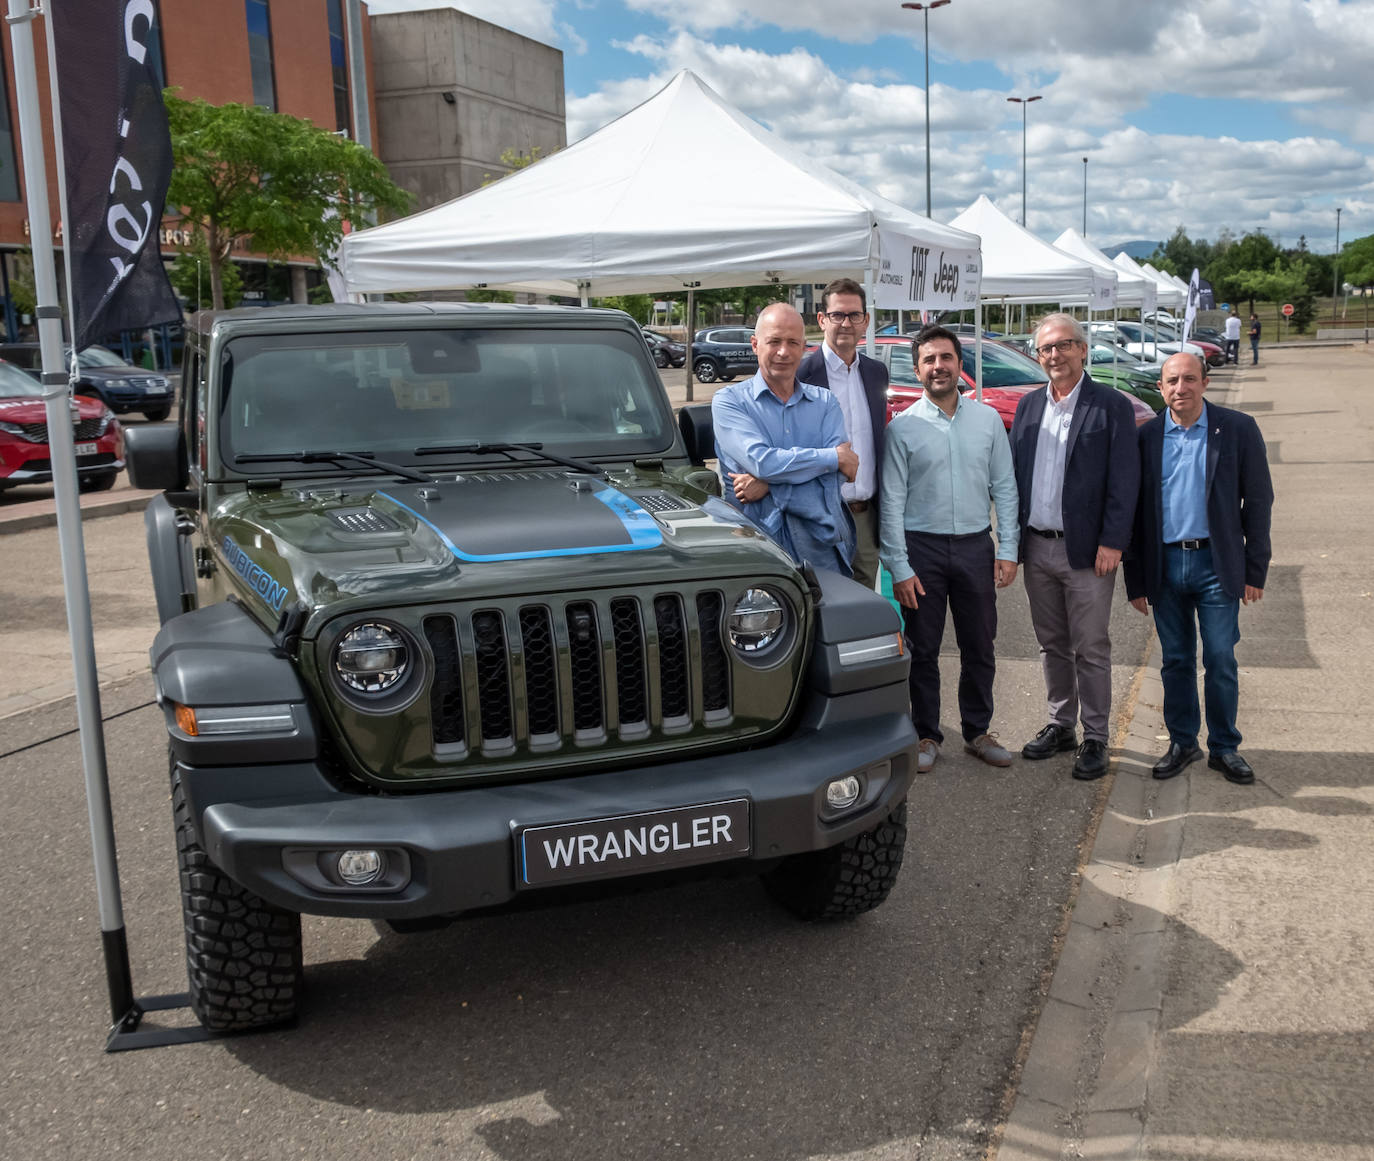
[1082,156,1088,236]
[901,0,950,219]
[1333,206,1342,323]
[1007,94,1041,226]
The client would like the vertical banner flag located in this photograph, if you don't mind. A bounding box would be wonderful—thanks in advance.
[50,0,182,349]
[1182,266,1201,342]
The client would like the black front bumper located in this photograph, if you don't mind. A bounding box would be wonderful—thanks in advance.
[183,695,916,919]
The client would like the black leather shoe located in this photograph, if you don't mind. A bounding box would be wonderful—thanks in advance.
[1208,751,1255,784]
[1072,738,1109,780]
[1022,723,1078,760]
[1152,742,1203,780]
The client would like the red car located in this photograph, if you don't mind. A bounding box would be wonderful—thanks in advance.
[871,335,1153,427]
[0,359,125,492]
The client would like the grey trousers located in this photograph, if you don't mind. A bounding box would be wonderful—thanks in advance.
[849,503,880,590]
[1022,534,1117,742]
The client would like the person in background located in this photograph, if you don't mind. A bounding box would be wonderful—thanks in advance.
[1223,310,1241,365]
[1248,312,1262,365]
[796,277,889,589]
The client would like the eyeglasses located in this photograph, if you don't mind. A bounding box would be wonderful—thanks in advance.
[821,311,867,325]
[1035,339,1083,357]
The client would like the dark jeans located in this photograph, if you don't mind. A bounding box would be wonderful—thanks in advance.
[900,529,997,745]
[1224,338,1239,363]
[1152,544,1242,754]
[1250,337,1259,364]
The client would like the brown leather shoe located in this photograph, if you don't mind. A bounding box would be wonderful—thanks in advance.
[964,732,1012,767]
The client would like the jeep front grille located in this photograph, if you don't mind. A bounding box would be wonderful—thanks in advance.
[421,590,733,759]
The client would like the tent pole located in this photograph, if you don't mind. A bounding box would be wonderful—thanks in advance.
[974,300,983,402]
[863,266,876,356]
[6,0,132,1033]
[684,286,696,403]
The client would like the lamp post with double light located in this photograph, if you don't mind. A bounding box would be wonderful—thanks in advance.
[1007,94,1041,226]
[900,0,951,218]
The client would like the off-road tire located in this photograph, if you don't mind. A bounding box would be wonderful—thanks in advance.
[693,358,719,384]
[762,800,907,921]
[653,347,669,368]
[171,752,302,1031]
[142,404,172,422]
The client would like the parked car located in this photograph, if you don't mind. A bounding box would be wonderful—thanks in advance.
[1147,321,1225,367]
[1085,345,1166,411]
[641,329,686,368]
[1088,321,1215,367]
[0,359,124,491]
[0,342,175,421]
[876,335,1153,427]
[691,326,758,383]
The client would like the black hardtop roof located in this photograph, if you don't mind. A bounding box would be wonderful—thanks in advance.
[189,300,635,338]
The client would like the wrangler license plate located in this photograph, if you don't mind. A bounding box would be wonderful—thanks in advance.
[517,798,751,887]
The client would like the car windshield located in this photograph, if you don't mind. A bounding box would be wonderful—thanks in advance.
[220,326,675,471]
[76,346,134,369]
[0,360,43,397]
[885,339,1045,390]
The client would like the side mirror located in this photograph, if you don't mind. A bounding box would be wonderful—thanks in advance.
[678,403,714,467]
[125,423,188,492]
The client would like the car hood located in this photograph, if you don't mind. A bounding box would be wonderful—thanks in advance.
[0,393,108,424]
[209,472,796,627]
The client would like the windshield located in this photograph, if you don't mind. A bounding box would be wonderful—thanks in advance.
[76,346,133,369]
[219,326,675,471]
[0,360,43,397]
[886,339,1046,390]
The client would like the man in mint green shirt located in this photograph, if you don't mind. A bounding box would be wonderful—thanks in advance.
[880,325,1019,772]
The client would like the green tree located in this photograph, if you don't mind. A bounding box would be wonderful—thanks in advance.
[482,145,548,185]
[1150,226,1213,279]
[1342,233,1374,288]
[597,294,653,323]
[7,247,35,318]
[165,93,412,309]
[167,232,242,312]
[1206,231,1282,312]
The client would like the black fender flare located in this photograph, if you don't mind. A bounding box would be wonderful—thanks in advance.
[144,493,196,625]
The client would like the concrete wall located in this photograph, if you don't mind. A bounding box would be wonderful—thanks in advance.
[371,9,565,210]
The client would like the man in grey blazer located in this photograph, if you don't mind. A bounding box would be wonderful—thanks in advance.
[795,277,890,589]
[1010,313,1140,780]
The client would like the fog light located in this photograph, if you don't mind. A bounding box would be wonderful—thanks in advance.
[825,775,861,811]
[337,849,385,886]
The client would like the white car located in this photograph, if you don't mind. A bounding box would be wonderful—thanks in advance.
[1089,321,1206,365]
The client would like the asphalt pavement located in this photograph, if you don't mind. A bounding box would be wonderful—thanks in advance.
[1,348,1370,1160]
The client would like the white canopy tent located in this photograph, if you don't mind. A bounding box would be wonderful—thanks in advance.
[338,70,981,314]
[1053,228,1155,314]
[949,195,1109,307]
[1113,252,1184,309]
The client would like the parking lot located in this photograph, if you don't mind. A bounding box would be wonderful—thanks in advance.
[2,346,1371,1160]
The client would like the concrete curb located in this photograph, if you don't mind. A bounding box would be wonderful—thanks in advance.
[997,637,1177,1161]
[0,489,158,534]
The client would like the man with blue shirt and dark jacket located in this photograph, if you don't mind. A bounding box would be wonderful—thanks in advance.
[1010,313,1139,781]
[713,302,857,575]
[880,324,1020,773]
[1125,352,1273,784]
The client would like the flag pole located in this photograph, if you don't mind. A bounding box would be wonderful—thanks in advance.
[9,0,207,1051]
[5,0,136,1032]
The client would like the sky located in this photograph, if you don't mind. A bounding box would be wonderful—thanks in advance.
[364,0,1373,257]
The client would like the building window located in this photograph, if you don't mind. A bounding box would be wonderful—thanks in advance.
[244,0,276,110]
[0,35,19,201]
[327,0,350,136]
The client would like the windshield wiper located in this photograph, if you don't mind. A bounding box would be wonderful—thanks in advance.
[414,441,605,477]
[235,450,435,484]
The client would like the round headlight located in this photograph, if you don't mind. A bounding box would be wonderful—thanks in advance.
[334,622,409,693]
[728,588,786,654]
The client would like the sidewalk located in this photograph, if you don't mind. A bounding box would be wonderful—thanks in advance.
[998,345,1374,1160]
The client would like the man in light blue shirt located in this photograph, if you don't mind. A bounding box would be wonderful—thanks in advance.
[713,303,857,574]
[880,325,1019,771]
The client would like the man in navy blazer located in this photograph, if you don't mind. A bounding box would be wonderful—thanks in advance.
[796,277,890,589]
[1125,352,1272,784]
[1010,313,1140,780]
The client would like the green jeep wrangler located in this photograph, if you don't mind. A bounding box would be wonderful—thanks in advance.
[126,303,916,1032]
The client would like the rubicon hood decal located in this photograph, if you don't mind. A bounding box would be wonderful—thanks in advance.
[377,478,663,562]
